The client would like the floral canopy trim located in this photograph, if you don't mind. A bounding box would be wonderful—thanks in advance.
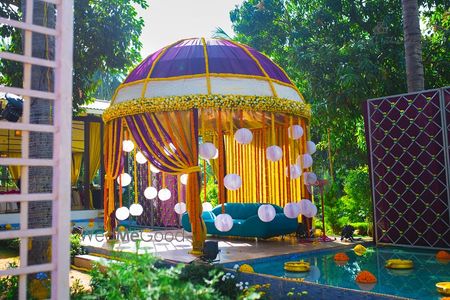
[103,94,311,123]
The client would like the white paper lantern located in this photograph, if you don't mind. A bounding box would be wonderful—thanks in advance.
[135,151,147,164]
[303,172,318,185]
[180,174,188,185]
[288,125,304,140]
[306,141,317,155]
[214,213,233,232]
[129,203,143,216]
[258,204,276,222]
[304,203,318,218]
[212,149,219,159]
[302,154,313,169]
[174,202,187,215]
[284,202,301,219]
[116,173,132,187]
[234,128,253,145]
[150,164,161,173]
[285,164,302,179]
[144,186,158,200]
[202,202,213,212]
[266,145,283,162]
[199,143,217,160]
[122,140,134,152]
[158,188,172,201]
[115,206,130,221]
[224,174,242,190]
[299,199,312,216]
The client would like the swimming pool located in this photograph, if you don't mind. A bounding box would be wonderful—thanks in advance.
[226,245,450,299]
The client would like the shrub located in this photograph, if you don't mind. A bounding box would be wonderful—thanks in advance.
[0,263,18,300]
[70,234,86,261]
[87,253,262,299]
[350,222,369,236]
[179,263,240,299]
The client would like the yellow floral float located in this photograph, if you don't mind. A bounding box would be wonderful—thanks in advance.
[238,264,254,273]
[284,260,310,272]
[353,244,367,256]
[436,282,450,296]
[385,259,414,269]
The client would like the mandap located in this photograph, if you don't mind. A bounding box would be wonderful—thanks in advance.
[102,38,317,254]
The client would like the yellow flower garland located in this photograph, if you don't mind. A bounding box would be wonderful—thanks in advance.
[103,94,311,123]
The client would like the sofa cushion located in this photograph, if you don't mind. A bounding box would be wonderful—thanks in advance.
[212,203,263,220]
[233,219,245,226]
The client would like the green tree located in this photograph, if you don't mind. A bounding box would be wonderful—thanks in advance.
[230,0,449,181]
[0,0,147,111]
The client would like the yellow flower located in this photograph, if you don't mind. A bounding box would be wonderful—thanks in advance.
[238,264,254,273]
[5,224,12,230]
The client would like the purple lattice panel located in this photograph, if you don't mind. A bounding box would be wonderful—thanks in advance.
[364,88,450,249]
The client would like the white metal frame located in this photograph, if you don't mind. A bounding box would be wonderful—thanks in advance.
[0,0,74,299]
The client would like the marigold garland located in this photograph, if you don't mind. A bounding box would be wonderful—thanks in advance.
[355,271,377,284]
[103,94,311,123]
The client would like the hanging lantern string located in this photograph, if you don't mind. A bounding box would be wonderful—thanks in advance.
[147,161,152,187]
[217,109,225,214]
[119,170,123,207]
[286,116,292,202]
[177,174,181,204]
[229,110,234,167]
[271,113,276,145]
[203,159,207,203]
[262,112,268,202]
[133,147,138,204]
[162,172,166,188]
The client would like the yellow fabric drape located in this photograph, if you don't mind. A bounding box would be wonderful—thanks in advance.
[7,153,21,182]
[225,115,308,206]
[124,110,206,254]
[89,122,101,208]
[71,153,83,186]
[103,119,124,232]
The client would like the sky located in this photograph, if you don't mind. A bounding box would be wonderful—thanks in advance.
[135,0,244,57]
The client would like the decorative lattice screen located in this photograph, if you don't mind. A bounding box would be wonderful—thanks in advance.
[363,87,450,249]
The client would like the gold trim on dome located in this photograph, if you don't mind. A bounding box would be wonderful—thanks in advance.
[103,94,311,123]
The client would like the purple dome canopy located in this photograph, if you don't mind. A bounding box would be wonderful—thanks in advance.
[110,38,304,106]
[124,38,292,85]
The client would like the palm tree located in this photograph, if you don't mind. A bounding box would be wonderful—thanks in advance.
[401,0,425,92]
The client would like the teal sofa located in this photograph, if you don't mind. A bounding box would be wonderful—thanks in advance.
[181,203,297,239]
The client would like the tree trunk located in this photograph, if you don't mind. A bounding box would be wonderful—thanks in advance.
[23,1,55,268]
[401,0,424,92]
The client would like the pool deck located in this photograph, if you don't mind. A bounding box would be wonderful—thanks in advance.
[81,229,372,264]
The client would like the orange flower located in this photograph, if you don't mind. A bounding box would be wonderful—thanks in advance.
[436,251,450,260]
[334,252,349,261]
[355,271,377,284]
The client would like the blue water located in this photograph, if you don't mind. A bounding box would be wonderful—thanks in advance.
[229,246,450,299]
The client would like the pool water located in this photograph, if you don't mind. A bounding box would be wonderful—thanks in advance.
[233,246,450,299]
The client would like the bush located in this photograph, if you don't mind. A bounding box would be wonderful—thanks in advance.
[87,253,262,299]
[200,177,218,207]
[350,222,369,236]
[0,263,18,300]
[339,166,372,223]
[70,234,86,261]
[179,263,240,299]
